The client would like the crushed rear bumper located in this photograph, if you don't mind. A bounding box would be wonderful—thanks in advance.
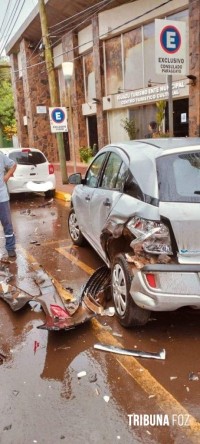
[130,263,200,311]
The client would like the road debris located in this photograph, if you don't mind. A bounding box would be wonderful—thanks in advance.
[103,395,110,403]
[0,351,7,364]
[0,264,96,331]
[77,371,87,379]
[34,341,40,354]
[89,373,97,383]
[189,372,199,381]
[94,343,166,360]
[81,266,111,313]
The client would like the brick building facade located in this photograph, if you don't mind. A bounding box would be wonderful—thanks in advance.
[6,0,200,163]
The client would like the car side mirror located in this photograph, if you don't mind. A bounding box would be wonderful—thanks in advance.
[68,173,82,185]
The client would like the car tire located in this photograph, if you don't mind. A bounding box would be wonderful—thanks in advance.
[68,208,85,246]
[111,254,150,327]
[45,189,55,198]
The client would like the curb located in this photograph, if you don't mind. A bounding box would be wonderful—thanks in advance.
[55,190,71,202]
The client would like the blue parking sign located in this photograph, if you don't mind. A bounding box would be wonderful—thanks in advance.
[155,19,186,76]
[51,108,65,123]
[49,107,68,133]
[160,25,181,54]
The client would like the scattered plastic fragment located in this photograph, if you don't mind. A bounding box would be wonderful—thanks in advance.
[77,371,87,379]
[3,425,12,431]
[94,343,166,360]
[102,306,115,316]
[0,351,6,364]
[34,341,40,354]
[89,373,97,383]
[189,372,199,381]
[12,390,19,396]
[112,332,123,338]
[170,376,178,380]
[103,395,110,403]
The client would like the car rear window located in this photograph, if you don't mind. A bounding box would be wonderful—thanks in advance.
[157,151,200,203]
[9,151,46,165]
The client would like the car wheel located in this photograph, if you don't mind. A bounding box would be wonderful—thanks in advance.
[45,189,55,198]
[111,254,150,327]
[68,208,85,246]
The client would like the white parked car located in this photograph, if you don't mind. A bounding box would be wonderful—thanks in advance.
[68,138,200,327]
[1,147,56,197]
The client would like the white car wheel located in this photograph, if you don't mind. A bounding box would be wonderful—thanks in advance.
[68,209,85,246]
[112,254,150,327]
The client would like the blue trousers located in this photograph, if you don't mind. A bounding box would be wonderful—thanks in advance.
[0,201,15,252]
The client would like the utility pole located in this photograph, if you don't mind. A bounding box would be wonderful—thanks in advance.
[38,0,68,183]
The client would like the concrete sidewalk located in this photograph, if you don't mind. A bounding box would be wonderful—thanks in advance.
[53,161,87,202]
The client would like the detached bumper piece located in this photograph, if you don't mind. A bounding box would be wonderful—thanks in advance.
[0,268,96,331]
[38,303,96,331]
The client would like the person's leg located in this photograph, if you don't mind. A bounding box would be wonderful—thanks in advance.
[0,201,16,253]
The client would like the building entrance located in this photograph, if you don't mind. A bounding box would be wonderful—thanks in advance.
[88,115,98,150]
[165,98,189,137]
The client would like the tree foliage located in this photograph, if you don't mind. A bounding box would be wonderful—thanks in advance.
[0,60,16,139]
[121,117,138,140]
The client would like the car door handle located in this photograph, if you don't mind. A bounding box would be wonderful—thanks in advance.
[103,198,111,207]
[85,195,90,202]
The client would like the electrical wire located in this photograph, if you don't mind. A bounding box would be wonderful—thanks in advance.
[0,0,13,36]
[0,0,26,56]
[26,0,116,66]
[12,0,173,74]
[49,0,112,30]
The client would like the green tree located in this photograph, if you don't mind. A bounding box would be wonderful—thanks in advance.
[156,100,166,132]
[0,60,16,145]
[121,117,138,140]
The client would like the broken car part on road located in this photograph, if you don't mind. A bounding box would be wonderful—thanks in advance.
[94,343,166,360]
[0,262,96,331]
[0,263,114,331]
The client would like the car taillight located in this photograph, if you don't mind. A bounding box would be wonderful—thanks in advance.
[145,273,156,288]
[49,164,54,174]
[127,217,173,255]
[22,148,30,152]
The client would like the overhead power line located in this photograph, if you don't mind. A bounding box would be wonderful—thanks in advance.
[0,0,26,56]
[12,0,173,74]
[0,0,13,36]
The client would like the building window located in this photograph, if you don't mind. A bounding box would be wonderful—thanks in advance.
[123,27,143,90]
[83,52,95,102]
[105,36,123,95]
[143,22,164,88]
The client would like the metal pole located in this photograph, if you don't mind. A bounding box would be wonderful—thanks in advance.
[167,74,173,137]
[67,82,76,173]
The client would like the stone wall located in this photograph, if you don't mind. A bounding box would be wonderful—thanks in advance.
[10,53,29,147]
[92,15,108,148]
[13,39,58,161]
[62,32,88,162]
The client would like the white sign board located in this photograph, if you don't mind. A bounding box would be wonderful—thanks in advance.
[37,105,47,114]
[49,107,68,133]
[155,19,186,75]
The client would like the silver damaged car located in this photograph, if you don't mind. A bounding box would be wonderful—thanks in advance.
[68,138,200,327]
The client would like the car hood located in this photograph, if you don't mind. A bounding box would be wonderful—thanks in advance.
[159,202,200,264]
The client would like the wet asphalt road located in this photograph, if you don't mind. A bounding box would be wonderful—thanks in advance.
[0,194,200,444]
